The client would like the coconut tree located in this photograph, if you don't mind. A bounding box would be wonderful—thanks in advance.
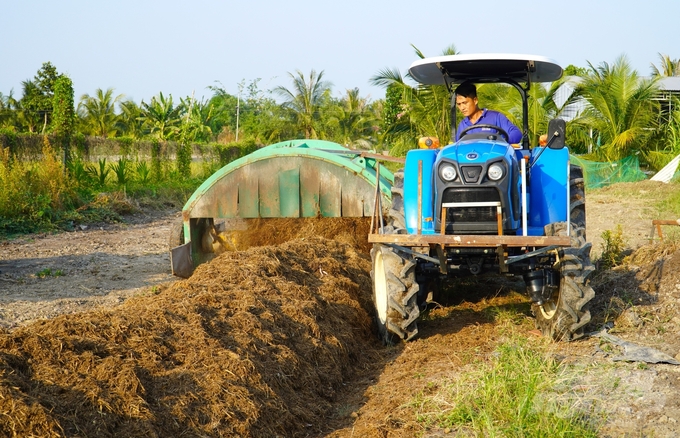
[0,90,20,129]
[273,69,332,139]
[326,88,378,148]
[480,77,585,148]
[116,100,143,139]
[569,55,660,161]
[139,93,184,141]
[650,53,680,77]
[78,88,124,137]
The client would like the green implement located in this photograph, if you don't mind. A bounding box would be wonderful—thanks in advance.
[170,139,396,277]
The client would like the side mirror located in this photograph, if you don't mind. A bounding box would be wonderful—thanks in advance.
[546,119,566,149]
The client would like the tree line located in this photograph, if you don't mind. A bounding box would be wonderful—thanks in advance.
[1,47,680,168]
[0,64,382,154]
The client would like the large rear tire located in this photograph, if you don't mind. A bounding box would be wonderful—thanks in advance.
[569,164,586,234]
[533,164,594,341]
[370,244,420,343]
[387,170,406,231]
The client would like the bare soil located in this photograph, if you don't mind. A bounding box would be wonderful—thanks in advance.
[0,210,178,329]
[1,180,679,437]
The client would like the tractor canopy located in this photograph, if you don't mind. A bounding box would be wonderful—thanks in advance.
[408,53,563,85]
[409,53,564,149]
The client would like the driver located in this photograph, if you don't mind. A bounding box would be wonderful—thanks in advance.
[454,81,522,144]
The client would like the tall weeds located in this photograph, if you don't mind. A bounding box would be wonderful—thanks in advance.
[0,138,75,232]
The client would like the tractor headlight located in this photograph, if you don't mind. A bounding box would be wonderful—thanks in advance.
[487,163,504,181]
[440,164,457,181]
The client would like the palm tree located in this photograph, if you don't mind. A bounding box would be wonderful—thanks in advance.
[139,93,184,141]
[480,78,580,148]
[0,90,20,129]
[570,55,659,161]
[116,100,143,139]
[273,69,331,139]
[370,44,457,155]
[78,88,124,137]
[650,53,680,77]
[326,88,378,149]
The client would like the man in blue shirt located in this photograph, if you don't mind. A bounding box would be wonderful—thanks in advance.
[454,82,522,144]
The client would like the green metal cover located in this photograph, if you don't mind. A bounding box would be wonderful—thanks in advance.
[182,139,394,221]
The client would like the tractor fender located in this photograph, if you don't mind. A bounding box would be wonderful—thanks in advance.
[528,147,569,229]
[402,149,438,234]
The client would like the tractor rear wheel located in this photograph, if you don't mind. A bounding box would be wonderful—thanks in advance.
[370,244,420,343]
[569,164,586,233]
[388,170,406,231]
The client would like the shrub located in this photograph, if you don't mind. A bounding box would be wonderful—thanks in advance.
[150,139,163,181]
[110,157,131,186]
[135,160,151,184]
[176,142,192,179]
[67,155,93,189]
[87,158,110,187]
[0,138,75,233]
[599,224,626,269]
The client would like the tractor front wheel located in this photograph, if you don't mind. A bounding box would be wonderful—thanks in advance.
[533,223,595,341]
[370,244,420,343]
[532,164,594,341]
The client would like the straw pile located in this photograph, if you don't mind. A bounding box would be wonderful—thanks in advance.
[0,235,378,437]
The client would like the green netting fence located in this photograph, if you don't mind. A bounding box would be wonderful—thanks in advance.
[570,155,649,190]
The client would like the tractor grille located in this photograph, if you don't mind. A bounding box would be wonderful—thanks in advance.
[442,187,500,222]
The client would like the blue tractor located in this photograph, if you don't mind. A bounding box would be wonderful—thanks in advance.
[368,54,595,342]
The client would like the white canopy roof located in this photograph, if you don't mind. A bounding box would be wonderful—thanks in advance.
[408,53,563,85]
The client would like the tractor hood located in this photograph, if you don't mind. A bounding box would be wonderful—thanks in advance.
[436,140,513,165]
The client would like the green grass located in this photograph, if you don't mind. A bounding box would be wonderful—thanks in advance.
[657,187,680,217]
[411,318,600,437]
[36,268,64,278]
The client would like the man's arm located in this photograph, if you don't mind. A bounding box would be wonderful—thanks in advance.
[492,111,522,144]
[504,121,523,144]
[455,119,466,141]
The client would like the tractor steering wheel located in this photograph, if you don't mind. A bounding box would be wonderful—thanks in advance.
[458,124,510,142]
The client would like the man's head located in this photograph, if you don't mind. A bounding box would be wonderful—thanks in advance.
[455,82,479,118]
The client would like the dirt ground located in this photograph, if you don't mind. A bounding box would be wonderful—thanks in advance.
[1,180,680,437]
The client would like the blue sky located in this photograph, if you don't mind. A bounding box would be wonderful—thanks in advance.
[2,0,678,105]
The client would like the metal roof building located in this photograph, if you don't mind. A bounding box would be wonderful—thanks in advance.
[554,75,680,122]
